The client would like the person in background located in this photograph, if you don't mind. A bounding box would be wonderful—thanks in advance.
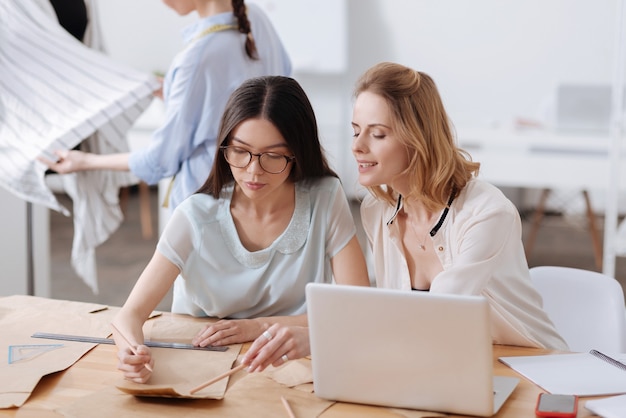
[33,0,103,48]
[242,61,568,373]
[40,0,292,211]
[112,75,370,383]
[27,0,151,293]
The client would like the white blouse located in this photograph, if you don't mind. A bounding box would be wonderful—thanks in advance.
[158,177,356,318]
[360,178,568,350]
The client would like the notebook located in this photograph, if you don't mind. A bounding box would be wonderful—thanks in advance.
[305,283,519,417]
[500,350,626,396]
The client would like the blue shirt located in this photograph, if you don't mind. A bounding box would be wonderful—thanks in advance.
[128,4,291,209]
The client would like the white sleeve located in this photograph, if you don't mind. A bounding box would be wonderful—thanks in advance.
[325,180,357,258]
[359,193,380,249]
[156,205,196,272]
[430,205,519,295]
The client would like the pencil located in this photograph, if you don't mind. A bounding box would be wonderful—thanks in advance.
[110,323,153,372]
[281,396,296,418]
[189,363,246,394]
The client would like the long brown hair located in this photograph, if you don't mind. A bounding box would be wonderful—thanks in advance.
[198,76,337,198]
[354,62,480,211]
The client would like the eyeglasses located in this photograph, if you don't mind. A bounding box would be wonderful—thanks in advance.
[220,146,295,174]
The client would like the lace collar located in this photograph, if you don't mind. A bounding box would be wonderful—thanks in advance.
[218,183,310,268]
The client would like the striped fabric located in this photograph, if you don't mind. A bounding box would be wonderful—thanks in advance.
[0,0,159,293]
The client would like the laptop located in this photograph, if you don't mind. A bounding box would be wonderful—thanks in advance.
[305,283,519,417]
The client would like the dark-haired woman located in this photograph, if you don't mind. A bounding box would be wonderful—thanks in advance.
[112,75,370,383]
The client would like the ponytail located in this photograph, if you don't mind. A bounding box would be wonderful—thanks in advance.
[232,0,258,60]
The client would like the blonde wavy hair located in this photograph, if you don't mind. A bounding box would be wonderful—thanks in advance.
[354,62,480,211]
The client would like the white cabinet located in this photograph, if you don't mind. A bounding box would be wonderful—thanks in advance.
[0,188,50,296]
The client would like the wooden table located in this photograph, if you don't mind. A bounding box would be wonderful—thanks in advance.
[1,311,603,418]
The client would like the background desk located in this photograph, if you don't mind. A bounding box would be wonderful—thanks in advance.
[458,127,626,275]
[458,127,625,189]
[3,309,604,418]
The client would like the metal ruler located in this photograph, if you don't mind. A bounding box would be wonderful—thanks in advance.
[31,332,228,352]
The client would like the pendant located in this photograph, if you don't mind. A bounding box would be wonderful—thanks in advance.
[419,244,426,251]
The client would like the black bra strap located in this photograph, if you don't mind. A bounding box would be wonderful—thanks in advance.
[429,187,457,237]
[387,187,457,234]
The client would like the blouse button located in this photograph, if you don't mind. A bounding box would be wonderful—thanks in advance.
[438,246,444,251]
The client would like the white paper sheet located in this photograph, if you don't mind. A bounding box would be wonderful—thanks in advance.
[586,394,626,418]
[500,352,626,396]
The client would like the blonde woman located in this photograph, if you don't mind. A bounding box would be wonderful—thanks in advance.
[351,62,567,350]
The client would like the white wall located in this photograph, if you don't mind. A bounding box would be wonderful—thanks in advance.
[95,0,194,75]
[95,0,620,205]
[352,1,616,128]
[343,0,620,210]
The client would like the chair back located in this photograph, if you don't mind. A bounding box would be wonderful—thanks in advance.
[529,266,626,353]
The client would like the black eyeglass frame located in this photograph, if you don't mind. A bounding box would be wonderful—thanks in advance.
[220,145,296,174]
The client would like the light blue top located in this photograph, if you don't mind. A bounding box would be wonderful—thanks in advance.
[158,177,356,318]
[128,4,292,209]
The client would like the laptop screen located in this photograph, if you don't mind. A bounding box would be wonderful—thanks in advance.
[306,283,517,416]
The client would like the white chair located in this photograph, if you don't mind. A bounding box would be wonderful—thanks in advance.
[529,266,626,353]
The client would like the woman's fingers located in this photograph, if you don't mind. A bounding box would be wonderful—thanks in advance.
[244,324,308,372]
[243,325,276,364]
[117,345,153,383]
[193,319,263,347]
[193,321,238,346]
[38,149,81,173]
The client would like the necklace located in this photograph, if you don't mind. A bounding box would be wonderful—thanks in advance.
[407,217,433,251]
[391,188,458,251]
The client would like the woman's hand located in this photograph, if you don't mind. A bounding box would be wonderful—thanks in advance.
[153,75,164,100]
[116,344,154,383]
[242,323,310,372]
[192,319,264,347]
[37,149,87,174]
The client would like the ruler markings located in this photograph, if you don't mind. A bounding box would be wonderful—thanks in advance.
[31,332,228,352]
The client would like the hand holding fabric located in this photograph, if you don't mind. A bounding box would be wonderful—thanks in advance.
[38,149,89,174]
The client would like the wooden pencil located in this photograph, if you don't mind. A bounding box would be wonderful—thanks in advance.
[110,323,153,372]
[281,396,296,418]
[189,363,246,394]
